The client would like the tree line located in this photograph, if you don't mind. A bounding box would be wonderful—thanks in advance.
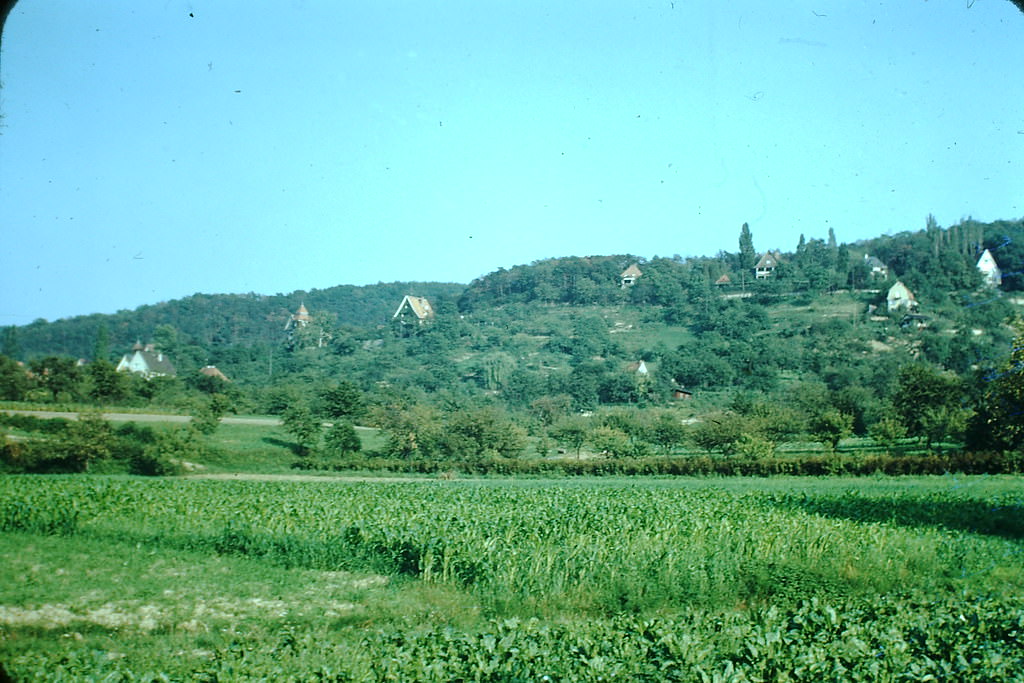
[2,215,1023,473]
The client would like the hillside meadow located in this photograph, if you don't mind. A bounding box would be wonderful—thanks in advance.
[1,473,1022,680]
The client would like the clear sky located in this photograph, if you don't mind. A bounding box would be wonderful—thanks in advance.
[2,1,1022,323]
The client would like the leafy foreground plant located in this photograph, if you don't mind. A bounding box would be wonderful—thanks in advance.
[1,475,1023,680]
[6,589,1023,681]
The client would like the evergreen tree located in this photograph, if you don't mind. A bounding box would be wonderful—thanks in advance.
[738,222,756,272]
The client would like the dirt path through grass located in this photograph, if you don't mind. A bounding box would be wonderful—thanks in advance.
[2,408,281,426]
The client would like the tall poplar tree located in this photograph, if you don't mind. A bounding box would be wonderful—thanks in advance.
[738,223,756,272]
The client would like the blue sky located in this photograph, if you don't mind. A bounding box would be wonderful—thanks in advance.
[2,1,1022,323]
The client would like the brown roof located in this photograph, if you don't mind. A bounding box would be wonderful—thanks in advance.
[755,251,782,270]
[393,295,434,320]
[285,303,314,331]
[620,264,643,279]
[199,365,230,382]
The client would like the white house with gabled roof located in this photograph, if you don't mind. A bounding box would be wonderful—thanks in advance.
[976,249,1002,288]
[886,281,918,312]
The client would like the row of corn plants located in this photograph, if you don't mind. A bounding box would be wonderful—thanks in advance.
[2,476,1021,612]
[1,475,1022,679]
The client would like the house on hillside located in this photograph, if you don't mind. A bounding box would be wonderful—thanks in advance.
[976,249,1002,288]
[714,274,732,286]
[620,264,643,288]
[285,303,331,348]
[864,254,889,280]
[899,314,930,330]
[672,386,694,400]
[199,365,230,382]
[393,295,435,324]
[116,341,176,378]
[284,303,313,331]
[886,281,918,313]
[626,360,649,376]
[754,251,782,279]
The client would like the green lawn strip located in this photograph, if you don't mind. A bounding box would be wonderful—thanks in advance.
[195,422,386,473]
[0,531,401,679]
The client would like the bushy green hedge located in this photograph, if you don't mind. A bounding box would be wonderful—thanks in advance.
[0,418,192,476]
[313,450,1022,477]
[0,412,71,434]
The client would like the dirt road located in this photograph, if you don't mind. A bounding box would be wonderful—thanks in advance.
[1,409,282,426]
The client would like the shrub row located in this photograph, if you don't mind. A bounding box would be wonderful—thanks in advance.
[320,450,1023,477]
[0,422,190,476]
[0,412,70,434]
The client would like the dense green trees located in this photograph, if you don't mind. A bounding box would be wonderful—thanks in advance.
[891,364,966,447]
[322,421,362,458]
[190,394,230,435]
[5,215,1024,466]
[372,399,525,461]
[10,282,465,363]
[0,355,28,400]
[86,359,125,403]
[316,381,364,420]
[968,323,1024,452]
[29,356,81,402]
[281,404,321,455]
[549,417,589,457]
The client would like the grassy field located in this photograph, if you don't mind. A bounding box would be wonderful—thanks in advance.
[1,474,1022,680]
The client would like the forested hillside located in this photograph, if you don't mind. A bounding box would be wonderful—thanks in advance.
[3,216,1023,467]
[6,281,465,365]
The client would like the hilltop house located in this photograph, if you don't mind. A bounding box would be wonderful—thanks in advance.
[976,249,1002,288]
[284,303,331,348]
[620,264,643,288]
[754,251,782,279]
[284,303,312,331]
[116,341,176,378]
[393,295,435,324]
[886,281,918,312]
[864,254,889,280]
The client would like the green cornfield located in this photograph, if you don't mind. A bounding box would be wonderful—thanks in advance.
[1,474,1022,680]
